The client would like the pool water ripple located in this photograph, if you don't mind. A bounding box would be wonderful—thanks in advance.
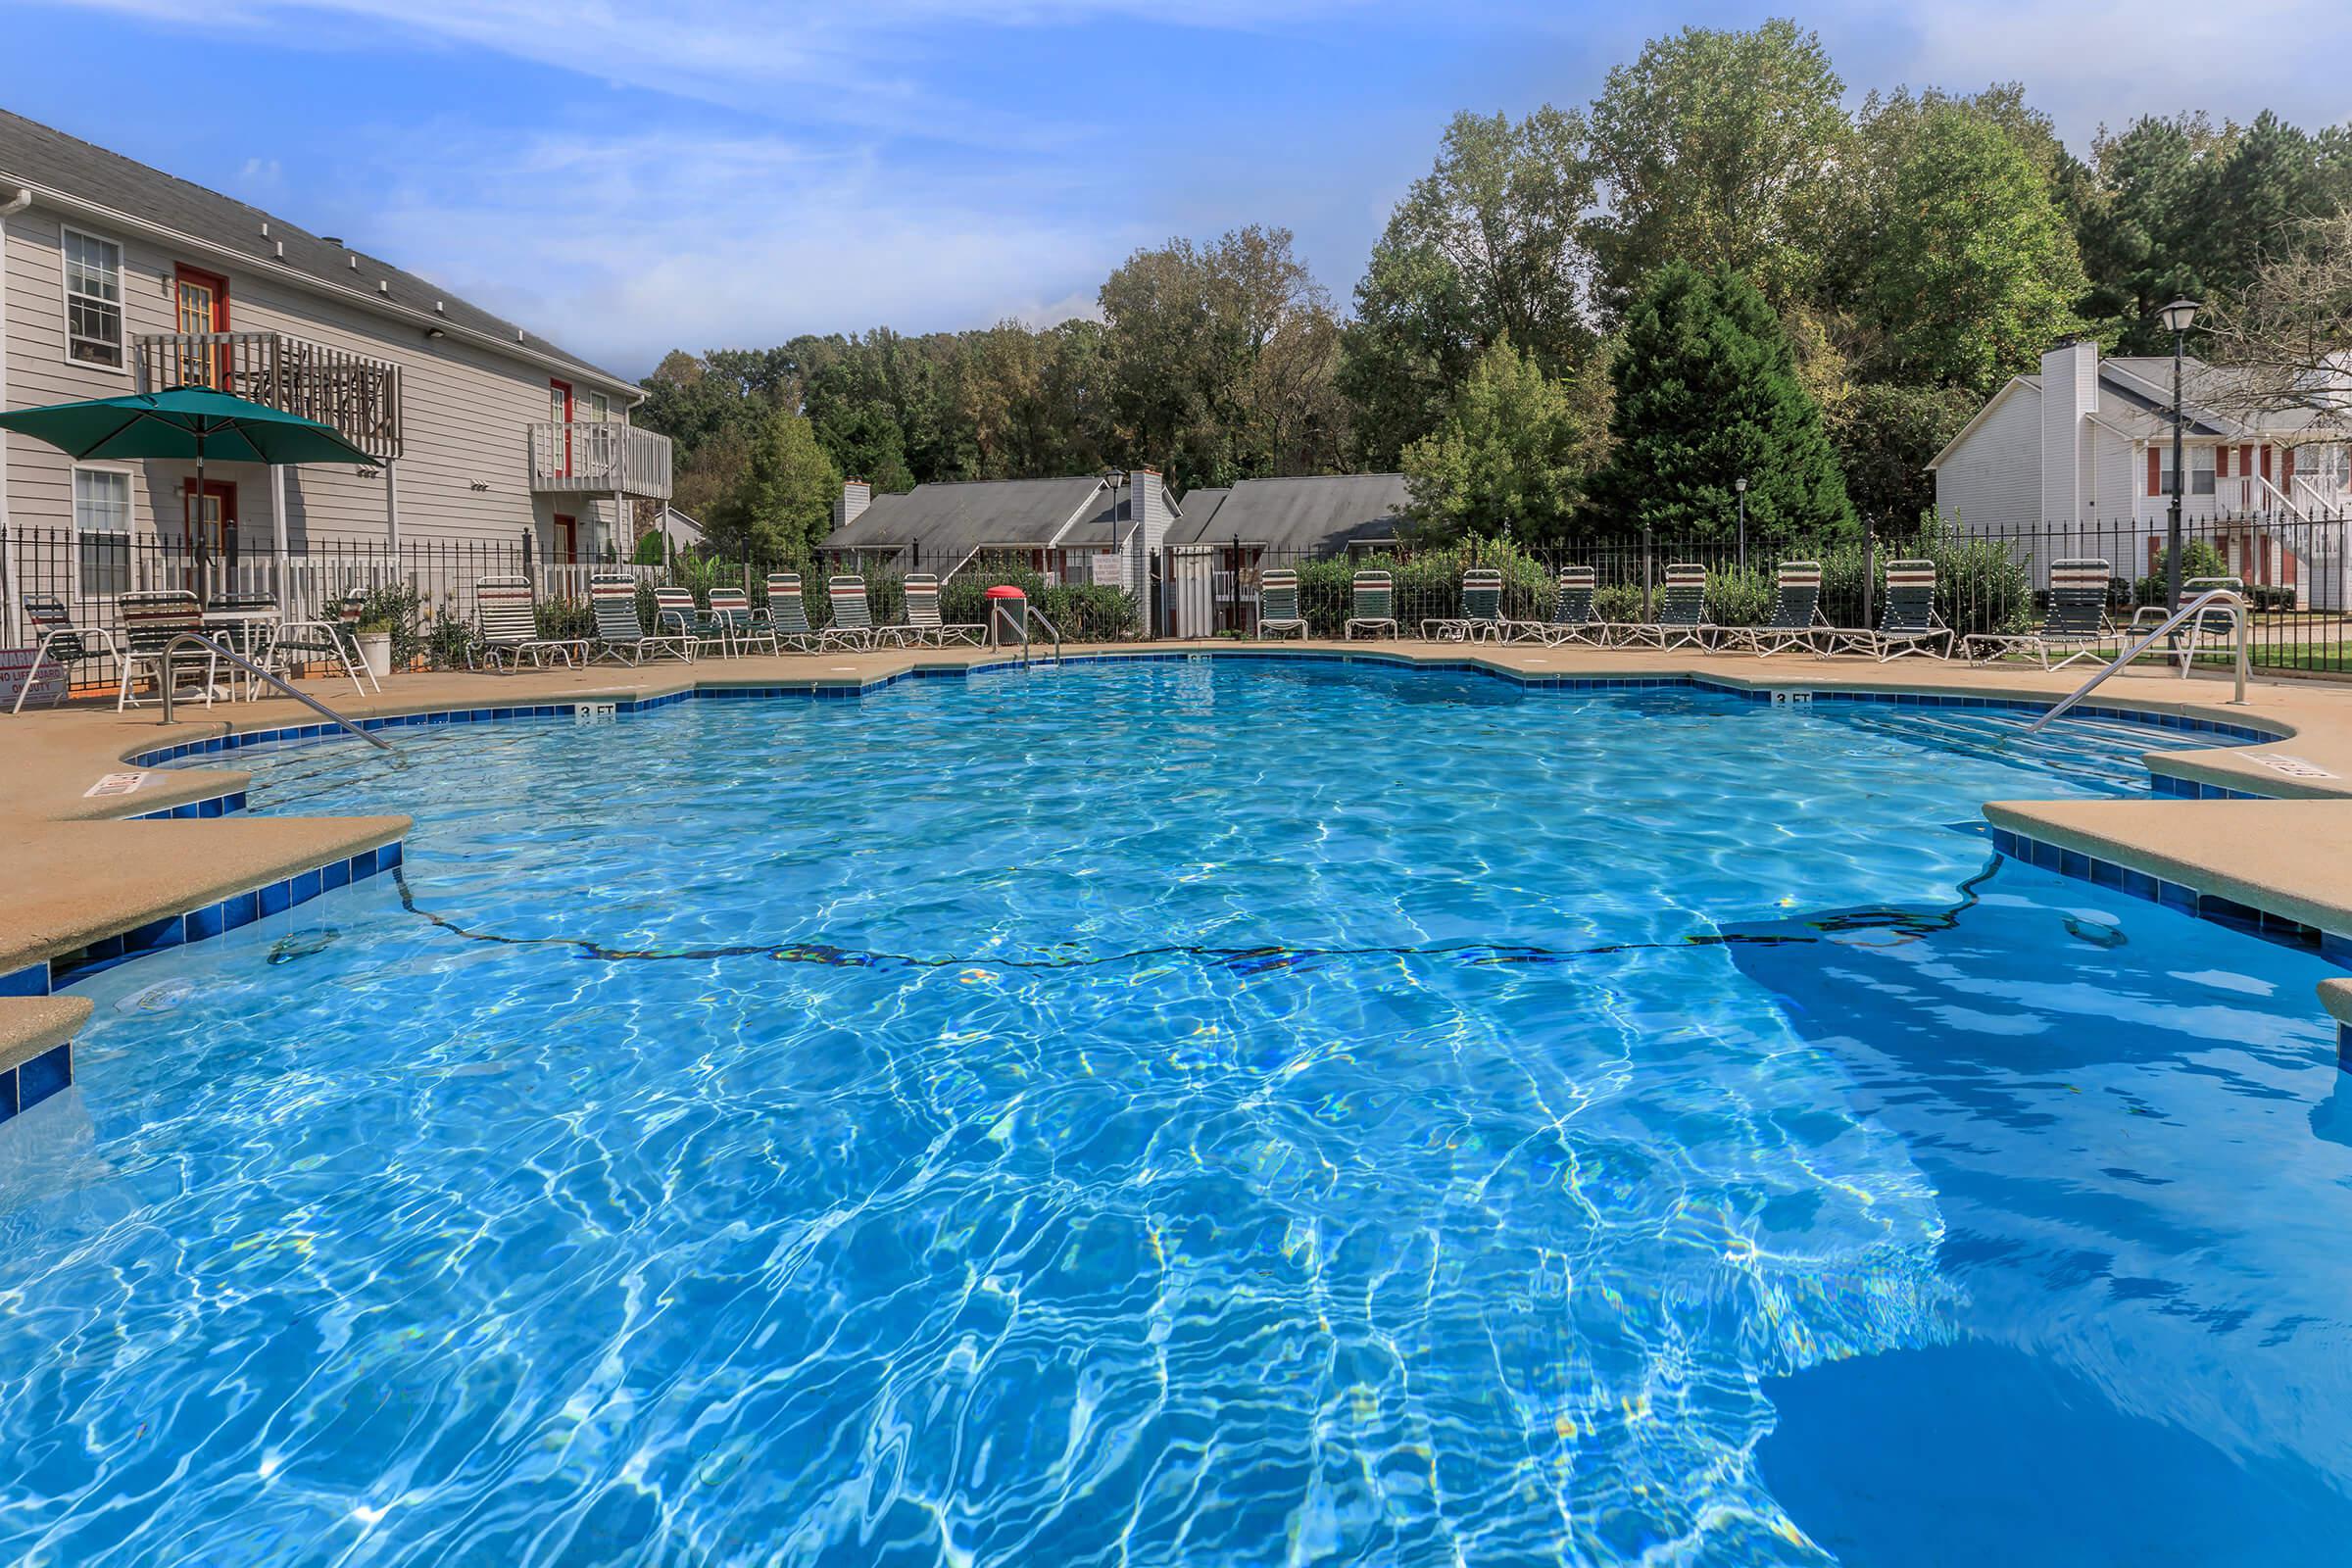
[1,663,2346,1566]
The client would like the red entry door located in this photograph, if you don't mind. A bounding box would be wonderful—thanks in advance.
[552,514,578,564]
[184,479,238,566]
[549,379,573,476]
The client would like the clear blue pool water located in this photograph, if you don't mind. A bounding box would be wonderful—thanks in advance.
[5,662,2349,1566]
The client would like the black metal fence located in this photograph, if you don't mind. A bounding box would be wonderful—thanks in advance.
[7,512,2350,680]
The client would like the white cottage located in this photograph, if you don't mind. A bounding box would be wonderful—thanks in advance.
[1931,341,2352,605]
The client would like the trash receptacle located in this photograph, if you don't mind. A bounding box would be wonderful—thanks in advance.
[984,585,1026,648]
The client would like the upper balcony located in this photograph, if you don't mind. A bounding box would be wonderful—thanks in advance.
[134,331,403,462]
[529,421,673,501]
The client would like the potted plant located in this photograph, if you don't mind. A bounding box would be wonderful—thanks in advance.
[354,612,399,679]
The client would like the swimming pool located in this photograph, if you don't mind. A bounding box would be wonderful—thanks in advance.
[5,661,2348,1565]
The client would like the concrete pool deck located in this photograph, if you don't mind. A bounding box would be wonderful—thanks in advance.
[7,638,2352,1062]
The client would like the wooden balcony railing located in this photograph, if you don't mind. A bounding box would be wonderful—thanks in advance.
[528,421,673,500]
[134,331,403,462]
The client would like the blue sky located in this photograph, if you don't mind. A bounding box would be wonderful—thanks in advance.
[8,1,2347,379]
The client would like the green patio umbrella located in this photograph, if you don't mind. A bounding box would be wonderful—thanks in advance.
[0,385,384,594]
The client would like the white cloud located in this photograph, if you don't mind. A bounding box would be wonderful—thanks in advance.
[367,127,1146,372]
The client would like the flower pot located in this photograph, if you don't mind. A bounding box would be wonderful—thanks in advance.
[357,632,394,679]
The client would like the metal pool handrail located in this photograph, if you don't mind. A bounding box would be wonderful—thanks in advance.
[157,632,394,753]
[989,601,1062,668]
[2026,588,2249,735]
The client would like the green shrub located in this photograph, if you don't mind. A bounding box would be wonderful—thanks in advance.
[1296,538,1554,637]
[425,612,475,669]
[1702,565,1776,628]
[1592,583,1643,624]
[632,530,668,566]
[349,582,421,667]
[2132,539,2229,608]
[535,598,594,642]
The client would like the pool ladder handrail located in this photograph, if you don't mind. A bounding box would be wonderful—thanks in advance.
[990,601,1062,668]
[2025,588,2249,735]
[157,632,395,753]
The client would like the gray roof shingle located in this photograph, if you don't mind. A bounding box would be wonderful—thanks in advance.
[0,109,634,390]
[822,476,1109,563]
[1165,473,1409,551]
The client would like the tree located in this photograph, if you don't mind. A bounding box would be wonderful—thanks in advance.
[809,400,915,494]
[1583,263,1854,541]
[1341,109,1595,466]
[2079,112,2352,350]
[706,408,840,562]
[2195,207,2352,438]
[1100,225,1345,488]
[1831,381,1978,528]
[1849,106,2089,394]
[1586,21,1850,316]
[1400,336,1611,544]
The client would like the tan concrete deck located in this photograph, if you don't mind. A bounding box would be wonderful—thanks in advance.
[5,638,2352,1058]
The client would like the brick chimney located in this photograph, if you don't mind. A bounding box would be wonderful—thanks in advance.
[833,478,871,533]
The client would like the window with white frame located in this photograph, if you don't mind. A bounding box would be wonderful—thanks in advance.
[2157,445,2218,498]
[587,390,611,421]
[74,468,132,595]
[63,228,124,368]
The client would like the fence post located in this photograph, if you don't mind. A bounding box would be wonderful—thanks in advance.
[1863,516,1877,633]
[1641,525,1654,621]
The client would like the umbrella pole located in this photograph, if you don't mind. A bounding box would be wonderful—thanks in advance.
[192,431,209,608]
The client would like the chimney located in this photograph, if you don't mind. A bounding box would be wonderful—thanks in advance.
[2040,339,2097,531]
[833,478,872,533]
[1125,468,1167,626]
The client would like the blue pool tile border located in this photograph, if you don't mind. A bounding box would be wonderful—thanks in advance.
[1988,825,2352,968]
[38,839,404,991]
[0,1042,74,1126]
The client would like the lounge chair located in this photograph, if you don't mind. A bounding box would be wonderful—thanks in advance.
[882,573,983,647]
[1534,566,1604,647]
[468,575,583,673]
[1422,567,1505,642]
[1822,559,1952,661]
[114,590,212,710]
[1963,558,2111,669]
[1257,568,1307,638]
[1343,569,1396,640]
[824,575,876,650]
[708,588,779,655]
[2120,573,2244,672]
[1721,561,1827,657]
[655,587,729,658]
[10,596,120,714]
[758,573,822,653]
[588,573,695,663]
[250,593,377,696]
[1610,563,1713,651]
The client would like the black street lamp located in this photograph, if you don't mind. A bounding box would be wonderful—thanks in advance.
[1735,476,1748,574]
[2159,298,2201,611]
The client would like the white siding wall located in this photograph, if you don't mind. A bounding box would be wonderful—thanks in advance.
[1936,384,2042,536]
[2,200,632,560]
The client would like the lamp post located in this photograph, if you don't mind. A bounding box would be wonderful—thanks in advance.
[2159,298,2201,611]
[1735,476,1748,574]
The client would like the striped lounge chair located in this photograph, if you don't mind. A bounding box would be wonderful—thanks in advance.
[588,573,695,664]
[655,587,729,658]
[1257,568,1307,639]
[1343,569,1396,640]
[708,588,779,656]
[1722,561,1827,657]
[1536,566,1604,647]
[1422,567,1505,642]
[114,590,212,710]
[883,573,984,648]
[824,575,876,651]
[758,573,822,653]
[1824,560,1952,661]
[469,575,582,672]
[1963,558,2111,669]
[1611,564,1712,651]
[10,595,120,714]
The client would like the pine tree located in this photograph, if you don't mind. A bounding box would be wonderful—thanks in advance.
[708,408,841,563]
[1582,263,1856,541]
